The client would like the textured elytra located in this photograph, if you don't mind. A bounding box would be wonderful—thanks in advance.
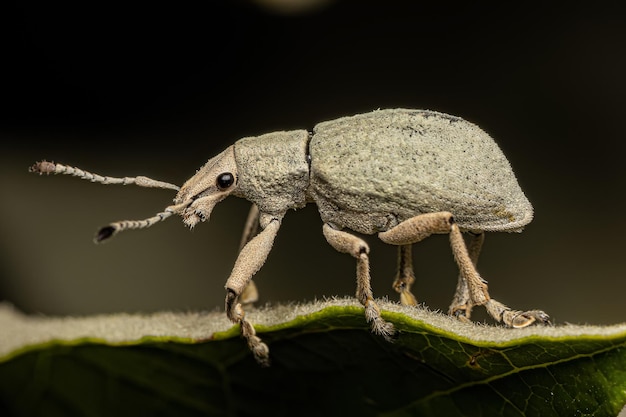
[309,109,533,234]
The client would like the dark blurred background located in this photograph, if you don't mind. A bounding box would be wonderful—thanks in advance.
[1,1,625,325]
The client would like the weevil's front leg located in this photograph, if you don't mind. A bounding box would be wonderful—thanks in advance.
[449,232,484,321]
[322,224,395,339]
[225,212,283,366]
[238,204,261,305]
[392,244,418,306]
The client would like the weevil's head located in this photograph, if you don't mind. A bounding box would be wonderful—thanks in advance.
[174,145,239,228]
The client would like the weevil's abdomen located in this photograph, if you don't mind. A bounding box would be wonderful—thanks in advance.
[308,109,533,234]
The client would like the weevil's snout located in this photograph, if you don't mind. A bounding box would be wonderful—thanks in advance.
[180,195,222,228]
[174,146,238,229]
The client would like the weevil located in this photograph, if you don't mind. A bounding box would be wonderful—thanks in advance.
[30,108,550,365]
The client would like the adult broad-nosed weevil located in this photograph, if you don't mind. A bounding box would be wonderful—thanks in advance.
[30,108,550,365]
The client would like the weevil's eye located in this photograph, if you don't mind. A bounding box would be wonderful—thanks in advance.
[216,172,235,190]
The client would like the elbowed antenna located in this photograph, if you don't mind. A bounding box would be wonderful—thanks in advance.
[95,202,188,243]
[29,160,180,191]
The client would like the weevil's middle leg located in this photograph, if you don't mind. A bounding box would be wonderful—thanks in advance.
[322,224,395,339]
[392,244,418,306]
[448,232,484,321]
[380,212,452,306]
[238,204,261,305]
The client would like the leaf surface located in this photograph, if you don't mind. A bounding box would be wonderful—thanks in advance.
[1,300,625,417]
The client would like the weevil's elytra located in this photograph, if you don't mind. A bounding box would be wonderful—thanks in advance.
[30,108,550,365]
[309,110,533,235]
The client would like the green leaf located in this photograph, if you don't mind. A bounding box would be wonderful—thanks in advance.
[1,299,626,417]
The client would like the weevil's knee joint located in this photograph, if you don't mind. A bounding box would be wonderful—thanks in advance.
[225,288,243,321]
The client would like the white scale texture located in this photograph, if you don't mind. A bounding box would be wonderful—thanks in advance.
[309,109,533,234]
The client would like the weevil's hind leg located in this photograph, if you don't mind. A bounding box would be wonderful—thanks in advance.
[448,232,484,321]
[238,204,261,305]
[392,244,418,306]
[379,212,550,328]
[225,213,283,366]
[322,224,395,339]
[448,222,549,327]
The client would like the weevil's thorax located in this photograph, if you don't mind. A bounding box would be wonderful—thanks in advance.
[232,130,311,215]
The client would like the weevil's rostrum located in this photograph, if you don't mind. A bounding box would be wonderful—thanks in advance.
[30,108,550,365]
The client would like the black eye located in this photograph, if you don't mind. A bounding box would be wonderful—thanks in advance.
[216,172,235,190]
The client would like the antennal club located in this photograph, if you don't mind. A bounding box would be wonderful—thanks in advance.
[29,161,180,191]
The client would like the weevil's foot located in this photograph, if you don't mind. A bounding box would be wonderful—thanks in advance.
[449,304,473,323]
[240,318,270,366]
[504,309,552,328]
[452,310,471,323]
[486,299,551,328]
[248,336,270,367]
[372,319,396,341]
[399,290,418,307]
[364,301,396,341]
[392,277,418,306]
[370,319,396,342]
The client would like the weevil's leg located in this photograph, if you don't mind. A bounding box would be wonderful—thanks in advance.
[448,232,484,321]
[238,204,261,305]
[225,213,283,366]
[322,224,395,340]
[448,222,550,327]
[378,212,455,245]
[238,204,261,250]
[392,244,418,306]
[379,213,550,328]
[379,212,452,305]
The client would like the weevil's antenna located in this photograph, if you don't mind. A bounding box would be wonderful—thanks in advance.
[29,160,180,191]
[95,202,188,243]
[29,160,187,243]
